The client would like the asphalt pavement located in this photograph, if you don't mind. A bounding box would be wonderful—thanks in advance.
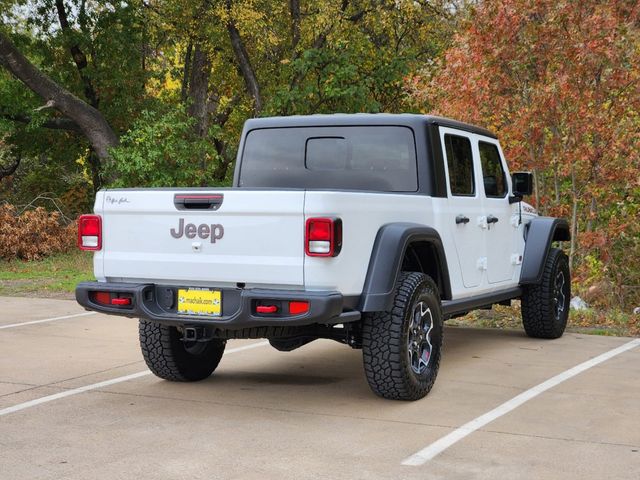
[0,296,638,479]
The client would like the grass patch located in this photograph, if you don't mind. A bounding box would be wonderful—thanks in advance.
[0,253,637,337]
[449,302,639,337]
[0,250,94,298]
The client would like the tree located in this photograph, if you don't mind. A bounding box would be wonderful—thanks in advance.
[1,0,458,194]
[410,0,640,305]
[0,31,117,162]
[111,0,458,183]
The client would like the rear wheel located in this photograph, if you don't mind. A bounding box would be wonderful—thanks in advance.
[362,272,443,401]
[139,320,226,381]
[521,248,570,339]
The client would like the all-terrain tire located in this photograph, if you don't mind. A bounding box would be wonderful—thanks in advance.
[362,272,443,401]
[521,248,571,339]
[139,320,226,381]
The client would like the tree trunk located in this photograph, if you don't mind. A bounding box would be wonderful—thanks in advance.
[533,168,540,210]
[226,11,262,115]
[213,138,232,181]
[186,44,213,177]
[553,163,560,205]
[0,150,21,182]
[586,197,596,232]
[0,31,118,189]
[538,168,546,215]
[569,166,579,271]
[187,44,211,142]
[527,142,541,209]
[289,0,301,51]
[181,42,193,103]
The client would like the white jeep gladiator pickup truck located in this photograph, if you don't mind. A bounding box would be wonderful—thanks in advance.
[76,114,570,400]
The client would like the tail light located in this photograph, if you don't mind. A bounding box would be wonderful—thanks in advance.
[78,214,102,251]
[90,291,132,307]
[305,217,342,257]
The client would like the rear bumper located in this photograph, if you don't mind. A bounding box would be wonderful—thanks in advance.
[75,281,358,329]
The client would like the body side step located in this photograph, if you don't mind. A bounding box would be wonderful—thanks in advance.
[442,287,522,318]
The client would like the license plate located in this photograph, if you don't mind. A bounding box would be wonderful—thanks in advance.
[177,288,221,316]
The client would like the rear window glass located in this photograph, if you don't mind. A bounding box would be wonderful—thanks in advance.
[238,126,418,192]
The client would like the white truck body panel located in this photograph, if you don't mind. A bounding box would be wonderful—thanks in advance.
[303,192,448,296]
[94,190,306,288]
[93,185,528,300]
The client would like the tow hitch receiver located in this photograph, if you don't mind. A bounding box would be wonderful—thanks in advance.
[182,327,212,342]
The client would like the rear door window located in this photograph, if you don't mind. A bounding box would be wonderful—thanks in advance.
[444,134,475,196]
[479,142,507,198]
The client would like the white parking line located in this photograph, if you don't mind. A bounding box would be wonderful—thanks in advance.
[0,312,96,330]
[402,337,640,466]
[0,341,269,417]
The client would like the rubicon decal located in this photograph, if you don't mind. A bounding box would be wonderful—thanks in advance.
[170,218,224,243]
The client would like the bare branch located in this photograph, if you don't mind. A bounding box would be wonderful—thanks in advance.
[1,110,81,132]
[212,94,240,126]
[55,0,99,108]
[33,100,56,111]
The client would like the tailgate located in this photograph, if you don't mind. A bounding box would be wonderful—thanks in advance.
[97,189,305,287]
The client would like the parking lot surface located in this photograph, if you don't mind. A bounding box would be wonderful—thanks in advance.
[1,296,639,479]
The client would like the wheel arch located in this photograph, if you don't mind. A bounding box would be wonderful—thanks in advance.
[520,217,571,285]
[358,223,452,312]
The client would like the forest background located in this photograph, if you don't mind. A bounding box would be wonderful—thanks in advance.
[0,0,638,329]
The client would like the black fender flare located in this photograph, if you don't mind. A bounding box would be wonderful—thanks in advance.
[520,217,571,285]
[358,223,452,312]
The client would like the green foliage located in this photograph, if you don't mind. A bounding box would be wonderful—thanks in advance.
[269,43,417,115]
[270,45,378,114]
[108,107,224,188]
[2,0,455,200]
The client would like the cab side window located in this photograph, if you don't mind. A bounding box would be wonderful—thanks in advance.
[444,134,475,196]
[479,142,507,198]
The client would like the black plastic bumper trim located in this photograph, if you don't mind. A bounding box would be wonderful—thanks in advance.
[76,281,355,329]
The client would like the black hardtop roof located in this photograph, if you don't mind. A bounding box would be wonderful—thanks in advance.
[243,113,497,139]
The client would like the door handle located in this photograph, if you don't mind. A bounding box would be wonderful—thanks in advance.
[456,214,470,225]
[487,214,499,224]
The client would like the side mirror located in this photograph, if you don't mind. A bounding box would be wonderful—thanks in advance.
[512,171,533,197]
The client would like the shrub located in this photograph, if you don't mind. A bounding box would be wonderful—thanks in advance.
[108,107,223,188]
[0,204,76,261]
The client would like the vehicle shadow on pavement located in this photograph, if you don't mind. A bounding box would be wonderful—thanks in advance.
[194,326,530,392]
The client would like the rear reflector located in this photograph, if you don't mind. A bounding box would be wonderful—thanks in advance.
[78,215,102,251]
[111,297,131,306]
[305,218,342,257]
[256,305,278,314]
[289,301,309,315]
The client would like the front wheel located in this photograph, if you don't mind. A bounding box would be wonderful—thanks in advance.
[362,272,443,401]
[521,248,571,339]
[139,320,226,381]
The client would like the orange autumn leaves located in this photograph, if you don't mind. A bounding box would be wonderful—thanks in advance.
[0,205,76,260]
[409,0,640,307]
